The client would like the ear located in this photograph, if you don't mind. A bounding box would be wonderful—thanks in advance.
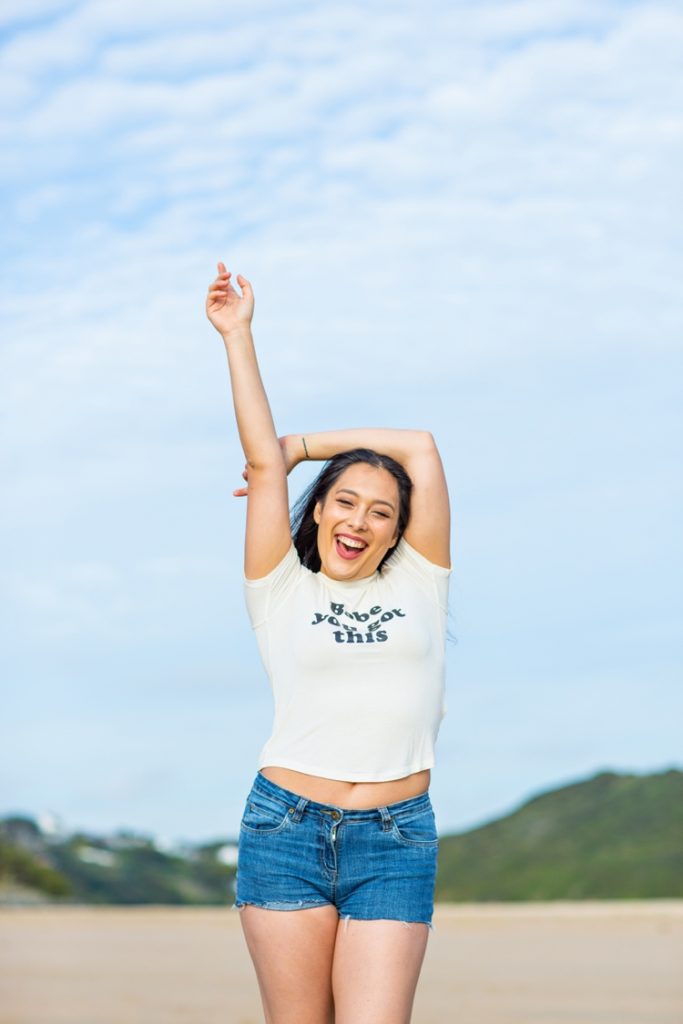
[313,501,322,525]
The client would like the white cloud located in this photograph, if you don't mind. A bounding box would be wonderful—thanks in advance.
[100,27,265,78]
[0,0,73,30]
[1,19,91,76]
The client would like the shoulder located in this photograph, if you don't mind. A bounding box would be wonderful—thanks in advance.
[382,537,451,615]
[243,542,310,627]
[384,536,451,579]
[244,540,303,587]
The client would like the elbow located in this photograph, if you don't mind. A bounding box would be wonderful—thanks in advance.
[246,459,282,475]
[246,447,285,473]
[418,430,438,454]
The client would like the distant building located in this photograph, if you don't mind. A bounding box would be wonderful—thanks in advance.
[37,811,65,838]
[216,844,239,867]
[76,845,116,867]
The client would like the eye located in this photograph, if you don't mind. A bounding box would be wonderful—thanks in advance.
[337,498,353,507]
[373,511,390,518]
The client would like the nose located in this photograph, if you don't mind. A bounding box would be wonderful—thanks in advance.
[347,506,369,531]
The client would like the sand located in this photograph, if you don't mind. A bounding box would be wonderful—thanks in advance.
[1,901,681,1023]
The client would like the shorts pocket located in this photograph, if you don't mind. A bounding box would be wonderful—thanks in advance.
[390,806,439,847]
[240,795,292,835]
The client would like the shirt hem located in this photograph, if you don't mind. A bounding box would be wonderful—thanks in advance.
[256,756,435,783]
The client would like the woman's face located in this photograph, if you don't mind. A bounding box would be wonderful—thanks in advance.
[313,463,401,580]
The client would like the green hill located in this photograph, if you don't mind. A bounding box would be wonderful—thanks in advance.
[0,817,236,906]
[435,767,683,901]
[1,767,681,904]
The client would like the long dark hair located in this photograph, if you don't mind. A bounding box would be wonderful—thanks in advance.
[291,448,413,572]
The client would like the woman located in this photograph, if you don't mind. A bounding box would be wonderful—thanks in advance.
[206,263,451,1024]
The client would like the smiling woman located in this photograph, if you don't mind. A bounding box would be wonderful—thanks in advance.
[288,448,412,578]
[205,263,451,1024]
[317,467,399,567]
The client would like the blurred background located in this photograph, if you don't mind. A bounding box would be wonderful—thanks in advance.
[1,0,681,861]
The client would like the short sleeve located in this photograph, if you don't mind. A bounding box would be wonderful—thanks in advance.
[243,543,305,629]
[385,537,451,616]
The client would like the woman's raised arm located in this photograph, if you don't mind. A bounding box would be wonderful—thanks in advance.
[284,428,451,569]
[206,263,291,579]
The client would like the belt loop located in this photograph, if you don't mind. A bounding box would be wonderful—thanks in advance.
[291,796,308,823]
[378,806,393,831]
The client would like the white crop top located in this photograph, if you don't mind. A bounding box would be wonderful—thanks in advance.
[243,537,451,782]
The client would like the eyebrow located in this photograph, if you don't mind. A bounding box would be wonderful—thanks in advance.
[334,487,396,511]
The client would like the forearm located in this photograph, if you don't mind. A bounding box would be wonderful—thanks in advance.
[288,428,434,468]
[222,326,281,469]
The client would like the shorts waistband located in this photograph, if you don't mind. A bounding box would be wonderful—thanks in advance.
[252,770,432,821]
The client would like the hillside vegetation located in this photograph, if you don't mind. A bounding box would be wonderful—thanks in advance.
[1,768,680,904]
[435,768,682,901]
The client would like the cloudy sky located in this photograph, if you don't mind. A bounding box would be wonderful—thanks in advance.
[2,0,681,845]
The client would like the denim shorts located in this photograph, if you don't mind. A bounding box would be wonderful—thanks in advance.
[232,771,439,929]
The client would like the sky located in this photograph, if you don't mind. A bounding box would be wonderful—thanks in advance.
[1,0,681,846]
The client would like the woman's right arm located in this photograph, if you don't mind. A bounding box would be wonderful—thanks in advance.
[206,262,291,579]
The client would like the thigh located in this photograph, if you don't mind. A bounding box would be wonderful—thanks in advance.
[332,917,430,1024]
[239,904,340,1024]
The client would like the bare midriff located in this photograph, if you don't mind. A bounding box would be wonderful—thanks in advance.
[258,765,431,809]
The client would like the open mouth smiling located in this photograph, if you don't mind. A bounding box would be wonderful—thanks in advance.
[335,533,368,559]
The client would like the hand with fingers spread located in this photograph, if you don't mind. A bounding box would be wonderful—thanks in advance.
[206,261,254,339]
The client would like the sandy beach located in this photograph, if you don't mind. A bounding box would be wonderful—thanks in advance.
[1,901,681,1024]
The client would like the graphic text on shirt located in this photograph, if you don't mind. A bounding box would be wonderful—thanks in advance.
[311,600,406,644]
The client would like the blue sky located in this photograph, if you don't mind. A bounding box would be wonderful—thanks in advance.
[1,0,681,845]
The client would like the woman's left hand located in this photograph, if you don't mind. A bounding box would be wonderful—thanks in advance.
[233,465,250,497]
[233,435,300,497]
